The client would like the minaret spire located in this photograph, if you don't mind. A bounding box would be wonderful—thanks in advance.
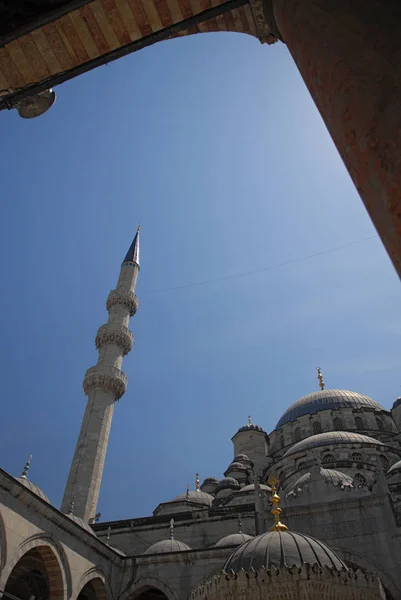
[61,229,141,523]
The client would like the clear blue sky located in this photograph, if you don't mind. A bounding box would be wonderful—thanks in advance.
[0,31,400,522]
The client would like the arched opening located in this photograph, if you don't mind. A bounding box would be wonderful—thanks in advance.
[354,416,364,430]
[132,588,169,600]
[333,416,343,431]
[4,546,64,600]
[312,421,322,435]
[294,427,301,442]
[77,578,108,600]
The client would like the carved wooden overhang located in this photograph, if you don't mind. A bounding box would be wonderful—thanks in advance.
[0,0,276,111]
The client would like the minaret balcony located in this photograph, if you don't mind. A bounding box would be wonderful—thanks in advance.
[83,365,128,400]
[95,323,133,355]
[106,289,139,316]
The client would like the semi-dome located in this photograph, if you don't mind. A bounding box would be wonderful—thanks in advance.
[284,431,383,457]
[238,483,271,494]
[226,462,247,471]
[276,389,384,428]
[291,468,353,490]
[224,530,347,573]
[387,460,401,476]
[215,533,253,547]
[233,454,252,463]
[15,476,50,503]
[202,477,219,485]
[145,539,191,554]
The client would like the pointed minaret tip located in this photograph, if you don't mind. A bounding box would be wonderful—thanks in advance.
[122,226,140,267]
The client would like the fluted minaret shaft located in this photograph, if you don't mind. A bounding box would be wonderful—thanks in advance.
[61,228,140,522]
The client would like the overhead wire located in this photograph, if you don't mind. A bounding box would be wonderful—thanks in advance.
[142,234,378,295]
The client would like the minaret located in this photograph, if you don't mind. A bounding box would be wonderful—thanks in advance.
[61,227,140,522]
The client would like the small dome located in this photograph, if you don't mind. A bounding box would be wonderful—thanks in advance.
[387,460,401,476]
[284,432,383,457]
[292,469,353,490]
[172,490,213,506]
[225,462,247,473]
[238,483,271,494]
[234,454,251,463]
[276,389,384,428]
[215,533,253,547]
[216,477,240,490]
[202,477,219,485]
[393,397,401,409]
[224,530,347,573]
[15,476,50,503]
[145,539,191,554]
[237,424,264,433]
[66,513,96,535]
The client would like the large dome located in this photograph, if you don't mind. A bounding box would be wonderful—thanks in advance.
[284,431,383,457]
[276,389,384,428]
[224,530,347,573]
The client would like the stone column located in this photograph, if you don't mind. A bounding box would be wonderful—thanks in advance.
[265,0,401,277]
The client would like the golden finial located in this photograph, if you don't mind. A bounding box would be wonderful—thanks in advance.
[195,473,200,492]
[317,367,325,390]
[248,415,252,426]
[21,454,32,478]
[267,475,288,532]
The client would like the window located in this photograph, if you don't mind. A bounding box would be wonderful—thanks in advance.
[351,452,362,462]
[294,427,301,442]
[380,455,389,472]
[354,473,366,487]
[322,453,334,464]
[354,416,364,430]
[376,418,384,431]
[333,416,343,430]
[279,435,284,449]
[298,461,306,470]
[312,421,322,434]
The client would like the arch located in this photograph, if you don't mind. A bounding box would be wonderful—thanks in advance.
[354,473,366,487]
[355,416,364,430]
[0,508,7,570]
[322,453,334,464]
[1,535,69,600]
[351,452,362,463]
[294,427,301,442]
[121,578,178,600]
[312,421,322,435]
[380,455,390,473]
[333,416,343,431]
[376,418,384,431]
[331,546,400,600]
[75,570,111,600]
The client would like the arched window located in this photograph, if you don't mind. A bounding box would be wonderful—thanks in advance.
[354,473,366,487]
[354,416,364,430]
[333,416,343,430]
[294,427,301,442]
[376,418,384,431]
[312,421,322,434]
[380,455,389,472]
[351,452,362,462]
[322,453,334,464]
[279,435,284,449]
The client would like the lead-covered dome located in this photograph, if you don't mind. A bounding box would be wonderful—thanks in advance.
[224,530,347,573]
[284,431,382,457]
[276,389,384,428]
[15,476,50,503]
[145,539,191,554]
[215,533,253,547]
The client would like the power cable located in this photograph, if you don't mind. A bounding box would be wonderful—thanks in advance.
[142,235,378,295]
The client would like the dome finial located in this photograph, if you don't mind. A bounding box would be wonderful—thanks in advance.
[195,473,200,492]
[186,484,190,501]
[317,367,325,390]
[247,415,252,425]
[21,454,32,478]
[68,496,75,515]
[237,514,242,533]
[267,475,288,532]
[169,518,175,540]
[106,526,111,545]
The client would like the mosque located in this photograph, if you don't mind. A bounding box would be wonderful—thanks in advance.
[1,228,401,600]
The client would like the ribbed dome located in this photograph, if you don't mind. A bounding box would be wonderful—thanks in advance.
[202,477,219,485]
[145,539,191,554]
[224,530,347,573]
[276,389,384,428]
[215,533,253,547]
[226,462,247,471]
[15,476,50,503]
[284,432,382,457]
[172,490,213,506]
[66,513,96,535]
[238,483,271,494]
[234,454,251,463]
